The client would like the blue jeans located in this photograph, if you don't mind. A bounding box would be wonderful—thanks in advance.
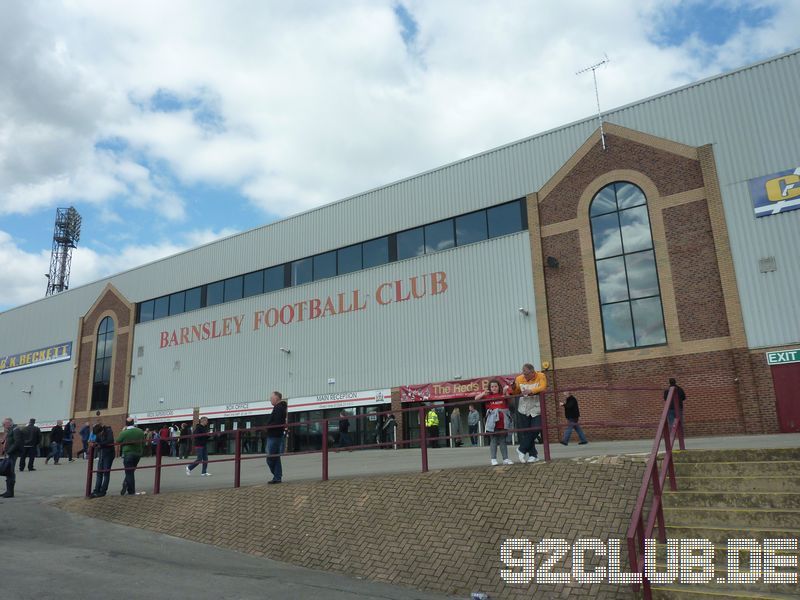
[94,453,114,495]
[339,432,352,448]
[188,446,208,474]
[122,454,141,494]
[468,424,479,445]
[562,419,587,444]
[48,442,63,463]
[266,436,283,481]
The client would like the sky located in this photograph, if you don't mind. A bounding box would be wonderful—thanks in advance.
[1,0,799,312]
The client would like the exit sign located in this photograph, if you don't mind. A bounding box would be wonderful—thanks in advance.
[766,349,800,365]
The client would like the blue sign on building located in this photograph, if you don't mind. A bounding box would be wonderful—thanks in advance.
[749,167,800,218]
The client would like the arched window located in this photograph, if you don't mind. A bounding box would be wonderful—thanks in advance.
[91,317,115,410]
[590,182,666,350]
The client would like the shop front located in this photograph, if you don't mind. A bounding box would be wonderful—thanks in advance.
[199,401,272,454]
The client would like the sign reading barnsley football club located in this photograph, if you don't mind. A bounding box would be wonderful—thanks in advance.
[157,271,448,349]
[0,342,72,375]
[766,348,800,366]
[749,167,800,218]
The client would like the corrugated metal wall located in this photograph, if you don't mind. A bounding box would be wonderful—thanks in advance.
[128,233,539,411]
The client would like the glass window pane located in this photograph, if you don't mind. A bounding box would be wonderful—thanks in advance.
[95,337,106,362]
[223,276,243,302]
[424,219,455,253]
[487,200,522,238]
[602,302,635,350]
[265,266,285,292]
[363,237,389,268]
[243,271,264,298]
[291,258,313,286]
[591,213,623,258]
[207,281,224,306]
[590,185,617,216]
[455,211,488,246]
[313,251,337,281]
[631,297,667,346]
[169,291,185,315]
[94,359,104,383]
[139,300,154,323]
[619,205,652,253]
[153,296,169,319]
[337,244,362,275]
[596,256,629,303]
[397,228,424,260]
[102,358,112,382]
[184,287,202,311]
[625,251,660,299]
[98,316,112,335]
[616,182,646,209]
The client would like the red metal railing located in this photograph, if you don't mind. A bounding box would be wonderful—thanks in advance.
[84,393,551,496]
[625,387,686,599]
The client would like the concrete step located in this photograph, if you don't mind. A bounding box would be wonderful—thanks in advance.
[673,461,800,477]
[650,561,799,595]
[663,492,800,510]
[671,448,800,464]
[651,584,799,599]
[664,525,800,544]
[663,507,800,529]
[675,476,800,493]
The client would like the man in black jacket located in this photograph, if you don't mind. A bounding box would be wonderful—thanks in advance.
[90,422,116,498]
[46,420,64,464]
[185,417,211,476]
[265,391,288,484]
[664,378,687,428]
[2,417,23,498]
[19,418,41,471]
[559,392,588,446]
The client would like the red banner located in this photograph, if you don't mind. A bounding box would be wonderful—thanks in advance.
[400,375,516,402]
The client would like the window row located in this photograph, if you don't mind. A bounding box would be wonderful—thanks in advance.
[138,199,527,323]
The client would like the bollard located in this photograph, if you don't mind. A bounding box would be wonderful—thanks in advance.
[154,434,162,495]
[234,429,242,488]
[322,419,329,481]
[84,444,95,498]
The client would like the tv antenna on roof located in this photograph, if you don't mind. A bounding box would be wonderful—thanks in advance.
[577,54,610,150]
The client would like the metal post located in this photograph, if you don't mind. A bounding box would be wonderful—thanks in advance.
[419,407,428,473]
[541,392,551,462]
[322,419,329,481]
[84,444,95,498]
[234,429,242,488]
[154,435,162,495]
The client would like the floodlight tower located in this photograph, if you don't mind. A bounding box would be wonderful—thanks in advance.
[45,206,82,296]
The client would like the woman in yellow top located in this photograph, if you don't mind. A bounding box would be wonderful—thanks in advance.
[505,363,546,463]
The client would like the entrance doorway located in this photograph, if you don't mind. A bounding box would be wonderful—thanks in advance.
[772,363,800,433]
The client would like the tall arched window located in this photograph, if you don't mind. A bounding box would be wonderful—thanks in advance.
[91,317,114,410]
[590,182,666,350]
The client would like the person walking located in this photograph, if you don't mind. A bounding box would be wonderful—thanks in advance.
[381,413,397,448]
[475,380,513,466]
[2,417,23,498]
[178,422,191,459]
[77,421,91,459]
[185,417,211,476]
[90,422,116,498]
[450,407,463,447]
[425,405,440,448]
[559,392,588,446]
[664,378,687,428]
[117,418,145,496]
[19,418,41,471]
[467,405,480,446]
[338,411,352,448]
[506,363,547,464]
[63,419,75,462]
[45,420,64,465]
[265,391,288,484]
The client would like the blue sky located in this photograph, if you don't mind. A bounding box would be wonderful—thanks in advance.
[1,0,799,311]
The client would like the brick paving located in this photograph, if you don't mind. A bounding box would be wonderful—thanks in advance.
[60,455,646,600]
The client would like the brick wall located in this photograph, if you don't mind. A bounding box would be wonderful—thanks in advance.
[62,457,646,600]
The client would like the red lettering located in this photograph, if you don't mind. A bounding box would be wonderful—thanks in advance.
[222,318,233,336]
[294,301,307,322]
[191,325,202,342]
[410,275,426,299]
[431,271,448,295]
[211,321,221,338]
[201,323,211,340]
[180,327,190,345]
[253,311,264,331]
[395,280,411,302]
[280,304,295,325]
[233,315,244,334]
[337,292,352,314]
[309,298,322,319]
[352,290,367,311]
[376,283,392,305]
[265,308,279,327]
[322,297,336,317]
[169,332,178,347]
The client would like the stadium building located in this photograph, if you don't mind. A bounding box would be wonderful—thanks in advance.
[2,49,799,450]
